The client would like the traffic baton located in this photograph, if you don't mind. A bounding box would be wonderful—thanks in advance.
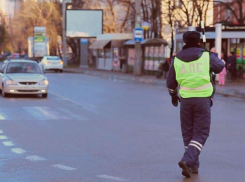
[201,21,206,50]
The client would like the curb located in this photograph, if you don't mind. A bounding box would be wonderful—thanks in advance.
[82,70,165,86]
[216,90,245,99]
[64,69,165,85]
[63,69,245,99]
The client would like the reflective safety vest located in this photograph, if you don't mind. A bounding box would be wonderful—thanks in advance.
[174,52,213,98]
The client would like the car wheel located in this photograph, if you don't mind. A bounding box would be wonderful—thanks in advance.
[60,70,63,73]
[2,86,8,97]
[42,93,48,98]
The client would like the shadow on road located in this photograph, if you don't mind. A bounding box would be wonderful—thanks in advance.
[1,94,47,99]
[181,174,202,182]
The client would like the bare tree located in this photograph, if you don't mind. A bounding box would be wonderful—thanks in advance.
[162,0,177,57]
[0,25,9,53]
[173,0,213,27]
[193,0,212,26]
[174,0,196,27]
[116,0,135,33]
[13,0,61,53]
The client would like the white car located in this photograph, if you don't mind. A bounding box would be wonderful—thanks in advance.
[40,56,63,73]
[0,59,49,97]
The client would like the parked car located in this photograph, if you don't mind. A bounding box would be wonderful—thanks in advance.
[39,56,63,73]
[7,53,21,59]
[0,59,49,97]
[0,52,11,60]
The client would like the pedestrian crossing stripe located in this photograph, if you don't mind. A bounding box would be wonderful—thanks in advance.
[0,113,5,120]
[0,107,88,121]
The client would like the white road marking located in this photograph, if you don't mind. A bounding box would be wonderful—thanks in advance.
[24,107,73,120]
[26,155,47,162]
[49,91,98,114]
[0,113,5,120]
[23,107,50,120]
[97,175,129,181]
[0,135,8,140]
[11,148,26,154]
[0,130,3,134]
[3,141,14,147]
[56,108,87,120]
[52,164,76,171]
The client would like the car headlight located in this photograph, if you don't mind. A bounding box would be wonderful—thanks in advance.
[6,79,17,85]
[40,79,49,85]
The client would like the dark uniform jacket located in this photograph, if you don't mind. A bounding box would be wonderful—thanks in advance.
[167,45,225,90]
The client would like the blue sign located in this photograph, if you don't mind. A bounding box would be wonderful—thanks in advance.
[134,28,143,42]
[81,38,88,44]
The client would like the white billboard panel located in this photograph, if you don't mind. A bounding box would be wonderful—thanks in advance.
[66,10,103,38]
[34,42,47,57]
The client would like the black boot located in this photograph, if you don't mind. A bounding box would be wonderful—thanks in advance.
[178,161,191,178]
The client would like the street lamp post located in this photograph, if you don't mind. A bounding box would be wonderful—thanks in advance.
[134,0,142,75]
[62,0,67,66]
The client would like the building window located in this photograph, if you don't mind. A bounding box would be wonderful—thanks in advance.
[98,50,104,58]
[104,49,112,58]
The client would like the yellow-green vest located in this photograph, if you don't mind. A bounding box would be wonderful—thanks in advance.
[174,52,213,98]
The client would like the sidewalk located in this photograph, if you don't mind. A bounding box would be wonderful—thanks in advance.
[63,67,245,99]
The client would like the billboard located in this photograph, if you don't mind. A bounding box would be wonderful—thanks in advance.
[34,42,48,57]
[34,26,46,42]
[28,37,49,58]
[66,9,103,38]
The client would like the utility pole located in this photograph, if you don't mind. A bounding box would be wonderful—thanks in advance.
[62,0,67,66]
[134,0,142,75]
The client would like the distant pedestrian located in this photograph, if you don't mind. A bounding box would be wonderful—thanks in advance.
[219,56,226,86]
[167,31,225,178]
[227,52,237,80]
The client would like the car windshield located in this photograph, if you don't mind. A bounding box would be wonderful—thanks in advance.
[6,62,42,74]
[47,57,60,61]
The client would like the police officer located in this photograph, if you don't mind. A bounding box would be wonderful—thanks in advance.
[167,31,225,178]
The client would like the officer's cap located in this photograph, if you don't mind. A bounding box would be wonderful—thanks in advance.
[183,31,201,45]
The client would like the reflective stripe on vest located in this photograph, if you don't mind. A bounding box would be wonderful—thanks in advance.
[180,82,212,91]
[174,52,213,98]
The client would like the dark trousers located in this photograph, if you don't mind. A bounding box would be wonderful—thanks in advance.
[180,97,211,168]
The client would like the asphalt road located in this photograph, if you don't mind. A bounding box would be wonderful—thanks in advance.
[0,72,244,182]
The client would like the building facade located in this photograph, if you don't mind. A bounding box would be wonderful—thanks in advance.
[213,0,245,25]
